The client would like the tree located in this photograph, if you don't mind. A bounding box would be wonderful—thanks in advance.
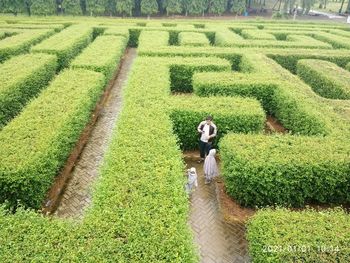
[86,0,107,15]
[164,0,182,15]
[0,0,25,16]
[62,0,82,14]
[31,0,56,15]
[116,0,134,16]
[301,0,315,14]
[209,0,226,14]
[80,0,87,14]
[105,0,116,15]
[231,0,246,14]
[24,0,32,15]
[346,0,350,13]
[188,0,204,14]
[141,0,158,16]
[181,0,191,15]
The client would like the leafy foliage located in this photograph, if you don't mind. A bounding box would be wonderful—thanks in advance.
[220,134,350,207]
[116,0,134,16]
[0,29,55,62]
[0,69,105,209]
[31,0,56,15]
[0,53,57,128]
[297,59,350,100]
[178,32,210,46]
[141,0,158,15]
[62,0,82,15]
[31,25,93,69]
[169,57,230,92]
[170,96,265,150]
[86,0,107,15]
[71,35,127,81]
[247,208,350,262]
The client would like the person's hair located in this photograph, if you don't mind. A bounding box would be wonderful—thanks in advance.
[205,115,213,121]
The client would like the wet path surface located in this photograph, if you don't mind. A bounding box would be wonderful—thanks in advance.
[184,152,250,263]
[54,48,137,219]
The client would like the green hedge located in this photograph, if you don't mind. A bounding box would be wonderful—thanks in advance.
[213,31,331,49]
[128,28,141,47]
[0,29,55,62]
[193,54,331,136]
[297,59,350,100]
[241,29,276,40]
[103,27,130,39]
[267,52,350,74]
[170,57,231,93]
[169,96,265,150]
[71,35,127,81]
[0,69,105,209]
[347,62,350,71]
[0,56,198,262]
[312,32,350,49]
[178,32,210,47]
[247,208,350,262]
[138,30,169,52]
[0,53,57,128]
[220,134,350,207]
[193,72,276,113]
[31,25,93,69]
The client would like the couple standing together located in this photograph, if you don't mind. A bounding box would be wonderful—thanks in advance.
[186,116,219,194]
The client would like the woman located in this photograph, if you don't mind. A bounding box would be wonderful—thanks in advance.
[204,149,219,184]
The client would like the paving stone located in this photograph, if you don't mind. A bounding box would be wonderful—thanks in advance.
[185,153,251,263]
[54,49,137,220]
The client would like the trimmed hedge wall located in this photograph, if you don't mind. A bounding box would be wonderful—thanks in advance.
[103,27,130,39]
[267,52,350,74]
[0,56,199,262]
[193,72,276,113]
[247,208,350,262]
[0,53,57,129]
[178,32,210,47]
[169,95,265,150]
[138,30,169,52]
[214,30,244,47]
[220,134,350,207]
[0,29,55,62]
[193,54,332,136]
[241,29,276,40]
[312,32,350,49]
[31,25,93,69]
[297,59,350,100]
[0,69,105,209]
[170,57,231,93]
[71,35,127,81]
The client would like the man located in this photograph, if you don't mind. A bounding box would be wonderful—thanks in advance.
[197,115,217,163]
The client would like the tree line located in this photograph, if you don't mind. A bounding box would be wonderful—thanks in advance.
[0,0,349,16]
[0,0,248,16]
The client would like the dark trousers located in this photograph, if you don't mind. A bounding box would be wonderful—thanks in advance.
[199,140,211,159]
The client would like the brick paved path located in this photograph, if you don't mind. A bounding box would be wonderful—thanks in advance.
[184,152,250,263]
[54,48,137,219]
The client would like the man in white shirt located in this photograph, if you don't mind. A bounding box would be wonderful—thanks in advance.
[197,115,217,163]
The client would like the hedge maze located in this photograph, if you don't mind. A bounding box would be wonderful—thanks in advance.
[0,18,349,262]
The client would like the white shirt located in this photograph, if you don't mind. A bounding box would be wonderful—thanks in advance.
[197,121,217,143]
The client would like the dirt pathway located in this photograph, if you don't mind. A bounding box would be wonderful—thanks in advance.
[184,152,250,263]
[53,48,137,219]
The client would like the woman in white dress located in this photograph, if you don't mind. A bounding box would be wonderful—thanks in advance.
[204,149,219,184]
